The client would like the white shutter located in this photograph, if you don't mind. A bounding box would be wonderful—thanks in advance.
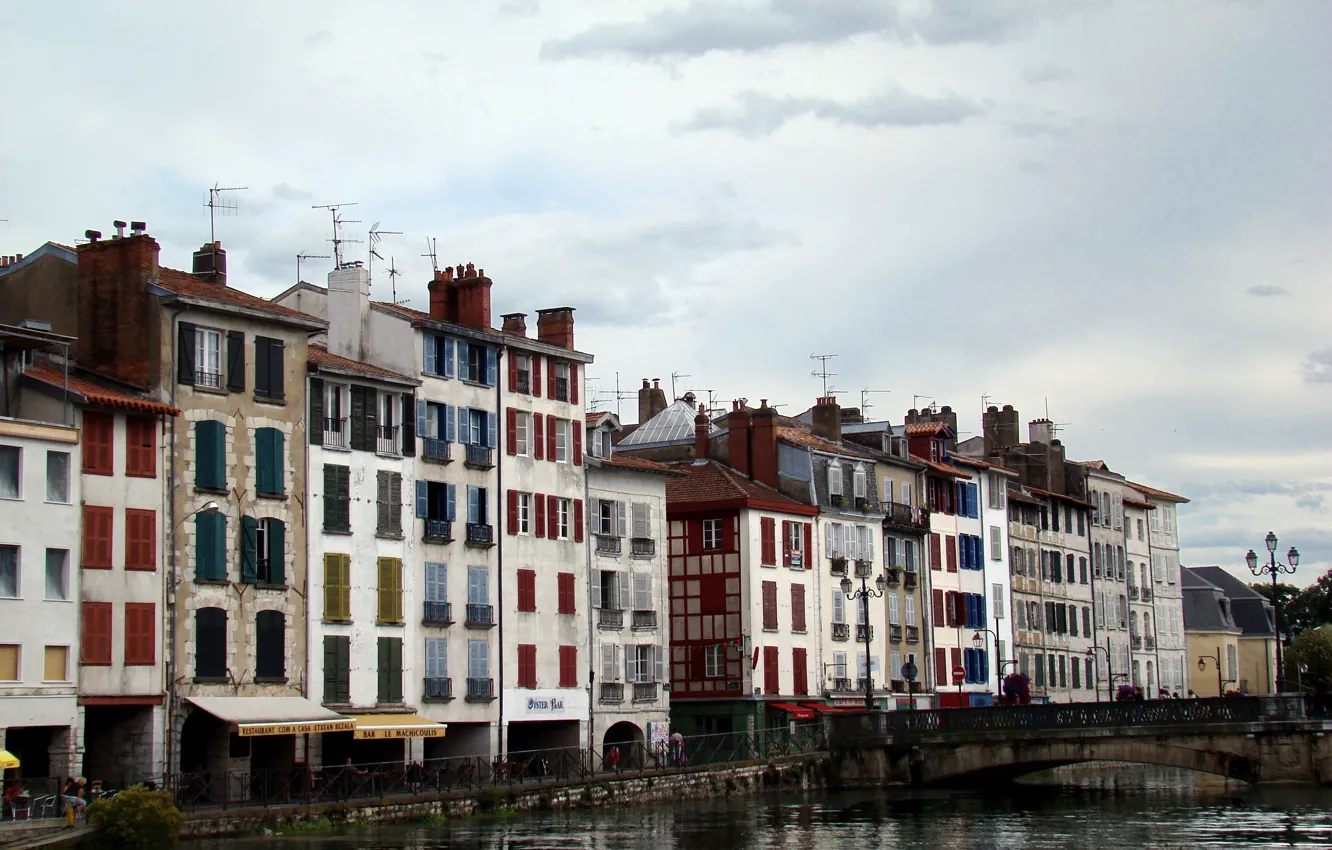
[991,583,1005,619]
[617,572,631,610]
[832,589,845,624]
[865,526,874,564]
[633,572,651,610]
[654,645,665,682]
[625,647,634,684]
[901,482,912,506]
[632,502,649,538]
[888,594,899,625]
[825,522,834,556]
[616,501,627,537]
[884,479,894,504]
[602,644,616,682]
[591,569,603,609]
[590,498,601,535]
[905,595,915,625]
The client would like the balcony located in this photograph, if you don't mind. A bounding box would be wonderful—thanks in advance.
[856,624,874,642]
[376,425,400,456]
[1129,586,1140,601]
[830,556,848,576]
[598,608,624,630]
[596,535,622,555]
[831,677,853,693]
[883,502,930,533]
[906,625,920,644]
[464,444,494,469]
[195,369,223,390]
[890,679,906,692]
[465,604,495,629]
[422,438,451,463]
[832,623,850,641]
[423,519,453,543]
[854,560,873,578]
[889,624,903,643]
[1141,587,1153,602]
[885,570,901,587]
[422,677,452,701]
[1131,635,1143,651]
[466,523,495,547]
[631,538,656,557]
[855,497,873,513]
[515,373,531,395]
[633,683,657,703]
[323,417,348,449]
[554,377,569,402]
[422,601,453,626]
[1144,636,1156,650]
[903,572,918,590]
[599,683,624,704]
[465,678,495,702]
[631,610,657,630]
[856,677,872,693]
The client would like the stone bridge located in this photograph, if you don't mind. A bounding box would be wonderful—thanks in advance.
[828,695,1332,787]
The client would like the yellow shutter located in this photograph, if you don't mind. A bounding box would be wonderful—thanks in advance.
[340,555,351,621]
[43,646,67,682]
[0,645,16,681]
[324,555,343,621]
[392,559,403,622]
[378,558,391,622]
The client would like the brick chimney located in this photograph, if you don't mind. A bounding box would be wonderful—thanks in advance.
[694,403,710,460]
[535,307,575,349]
[811,395,841,443]
[750,400,779,489]
[192,241,227,287]
[455,263,492,330]
[983,404,1021,458]
[501,312,527,336]
[76,225,162,390]
[727,401,751,477]
[638,379,653,424]
[427,266,457,323]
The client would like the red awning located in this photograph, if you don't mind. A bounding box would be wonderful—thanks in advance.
[799,702,866,714]
[770,702,815,719]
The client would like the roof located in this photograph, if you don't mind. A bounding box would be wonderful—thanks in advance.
[620,399,717,447]
[1122,495,1156,510]
[308,345,417,386]
[912,456,971,478]
[1026,485,1095,508]
[24,362,179,416]
[372,301,595,362]
[156,268,325,326]
[1187,567,1275,637]
[1181,570,1241,633]
[905,422,950,437]
[1124,480,1190,504]
[776,426,871,458]
[598,453,687,477]
[0,242,77,278]
[949,454,1018,475]
[1077,460,1110,470]
[1007,486,1043,505]
[665,459,814,514]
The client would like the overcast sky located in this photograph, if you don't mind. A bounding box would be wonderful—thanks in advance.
[3,1,1329,585]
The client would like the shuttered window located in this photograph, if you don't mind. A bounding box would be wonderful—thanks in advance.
[376,471,402,536]
[254,336,285,402]
[517,569,536,612]
[425,562,447,603]
[349,385,379,452]
[81,602,113,665]
[518,644,537,688]
[195,512,226,581]
[82,411,114,475]
[377,637,403,704]
[760,517,776,566]
[124,508,156,571]
[946,535,958,572]
[929,533,942,571]
[195,421,226,490]
[194,607,227,679]
[323,464,350,532]
[559,645,577,687]
[125,416,157,478]
[377,557,403,623]
[255,610,285,680]
[227,330,245,393]
[763,646,780,695]
[81,505,113,569]
[254,428,284,495]
[761,581,778,631]
[791,584,806,633]
[323,554,352,621]
[323,635,350,704]
[123,602,156,666]
[425,638,447,680]
[557,572,575,615]
[792,647,808,696]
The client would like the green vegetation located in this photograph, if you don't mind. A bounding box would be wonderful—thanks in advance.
[1286,625,1332,692]
[86,785,183,850]
[280,818,336,834]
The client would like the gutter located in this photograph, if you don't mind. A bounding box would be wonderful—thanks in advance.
[495,349,505,758]
[164,304,184,780]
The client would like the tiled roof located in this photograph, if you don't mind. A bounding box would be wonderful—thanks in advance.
[1076,460,1110,471]
[308,346,416,384]
[775,426,871,458]
[600,454,686,476]
[912,456,970,478]
[1122,495,1156,510]
[949,454,1015,473]
[665,460,809,510]
[1124,480,1190,504]
[905,422,949,436]
[373,301,429,321]
[587,411,612,424]
[1026,485,1094,508]
[24,362,179,416]
[157,268,322,324]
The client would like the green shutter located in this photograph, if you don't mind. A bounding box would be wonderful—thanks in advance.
[196,512,225,581]
[267,518,285,586]
[195,421,224,490]
[256,428,283,495]
[377,637,389,704]
[390,638,403,703]
[241,516,258,583]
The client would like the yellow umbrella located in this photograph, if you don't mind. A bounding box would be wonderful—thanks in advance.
[0,750,19,770]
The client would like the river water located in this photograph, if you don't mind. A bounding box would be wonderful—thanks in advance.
[189,766,1332,849]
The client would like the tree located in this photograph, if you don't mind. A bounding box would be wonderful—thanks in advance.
[87,785,183,850]
[1286,627,1332,693]
[1250,574,1332,639]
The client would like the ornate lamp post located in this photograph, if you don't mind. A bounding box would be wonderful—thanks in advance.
[1086,641,1114,703]
[841,572,888,712]
[1197,648,1233,697]
[1246,533,1298,693]
[971,630,1000,698]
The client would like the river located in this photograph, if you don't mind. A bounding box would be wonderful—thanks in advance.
[187,766,1332,849]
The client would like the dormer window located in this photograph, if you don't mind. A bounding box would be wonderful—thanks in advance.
[930,440,940,463]
[852,465,867,500]
[596,429,612,459]
[828,461,843,498]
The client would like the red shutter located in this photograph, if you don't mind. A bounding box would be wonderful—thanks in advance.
[546,417,557,461]
[762,581,777,630]
[950,647,962,680]
[531,355,542,396]
[804,523,812,569]
[793,648,808,696]
[934,648,947,686]
[507,490,519,535]
[518,569,535,611]
[533,414,545,460]
[83,412,113,475]
[81,602,112,665]
[83,505,113,569]
[791,584,806,632]
[505,408,518,456]
[125,508,156,571]
[560,645,577,687]
[946,535,958,572]
[548,358,558,400]
[763,646,780,695]
[547,495,558,538]
[519,644,536,688]
[126,416,157,478]
[558,573,574,614]
[573,499,584,542]
[930,533,943,571]
[572,426,582,466]
[760,517,776,565]
[569,363,579,405]
[932,589,945,625]
[534,493,546,538]
[781,520,792,567]
[508,352,518,392]
[124,602,155,666]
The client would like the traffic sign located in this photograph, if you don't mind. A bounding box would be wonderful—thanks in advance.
[952,665,966,685]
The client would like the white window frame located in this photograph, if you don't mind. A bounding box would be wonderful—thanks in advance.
[988,472,1005,509]
[557,498,571,539]
[990,526,1002,560]
[196,327,222,387]
[555,419,570,463]
[554,361,571,402]
[517,493,531,535]
[852,465,867,499]
[704,644,725,678]
[702,519,722,550]
[888,594,900,625]
[905,596,916,626]
[46,451,70,504]
[516,354,532,392]
[900,482,913,507]
[515,412,530,456]
[0,545,19,598]
[828,461,843,497]
[0,445,20,500]
[833,651,847,680]
[45,548,69,601]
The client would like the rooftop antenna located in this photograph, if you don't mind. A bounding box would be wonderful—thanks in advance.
[912,394,934,410]
[296,251,330,283]
[421,237,439,273]
[311,202,361,268]
[205,184,247,244]
[860,389,891,415]
[810,353,838,397]
[386,256,404,304]
[670,371,691,402]
[1042,397,1072,438]
[367,221,402,285]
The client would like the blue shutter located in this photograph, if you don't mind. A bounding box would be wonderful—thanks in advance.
[486,410,497,448]
[457,408,470,445]
[445,484,456,522]
[485,347,497,386]
[424,335,437,375]
[456,341,469,380]
[416,399,427,438]
[970,483,979,517]
[445,404,456,442]
[978,591,986,623]
[416,480,429,519]
[467,485,479,525]
[443,338,455,378]
[268,519,285,586]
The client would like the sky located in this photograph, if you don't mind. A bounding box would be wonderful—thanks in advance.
[2,0,1329,585]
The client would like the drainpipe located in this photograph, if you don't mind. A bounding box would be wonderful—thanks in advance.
[1145,511,1161,694]
[918,467,936,704]
[1087,498,1100,701]
[495,348,504,759]
[164,304,184,780]
[584,456,595,763]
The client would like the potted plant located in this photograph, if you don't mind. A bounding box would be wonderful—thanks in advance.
[885,566,902,585]
[856,497,872,512]
[1001,672,1031,706]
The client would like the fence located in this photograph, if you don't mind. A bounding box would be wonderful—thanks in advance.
[163,725,825,812]
[1,777,113,821]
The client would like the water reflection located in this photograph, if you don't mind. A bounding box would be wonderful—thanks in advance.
[189,765,1332,849]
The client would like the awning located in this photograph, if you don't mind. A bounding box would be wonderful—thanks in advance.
[769,702,815,720]
[0,750,19,770]
[800,702,866,714]
[186,696,354,737]
[349,714,446,740]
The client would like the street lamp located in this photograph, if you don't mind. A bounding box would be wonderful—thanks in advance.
[971,629,1000,699]
[1197,647,1234,697]
[841,572,888,712]
[1086,641,1114,703]
[1245,531,1298,693]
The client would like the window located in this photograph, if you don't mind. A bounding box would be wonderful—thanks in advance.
[377,558,404,623]
[425,637,448,681]
[45,451,71,503]
[556,498,571,539]
[761,581,778,631]
[852,465,867,499]
[632,571,653,611]
[195,511,226,581]
[468,486,489,526]
[516,492,531,534]
[0,645,16,681]
[80,412,113,476]
[514,410,530,456]
[783,521,805,567]
[518,644,537,688]
[468,565,490,606]
[559,645,578,687]
[760,517,776,566]
[377,637,403,703]
[558,572,576,615]
[254,336,285,401]
[461,342,495,385]
[704,644,725,677]
[125,417,156,478]
[517,569,536,612]
[0,446,20,498]
[256,610,285,679]
[791,584,807,632]
[194,607,227,678]
[629,644,659,684]
[125,508,156,571]
[828,461,843,497]
[376,471,403,536]
[905,595,916,626]
[0,546,17,597]
[632,502,651,541]
[323,635,351,703]
[513,354,533,394]
[323,464,350,532]
[195,421,225,490]
[82,505,113,569]
[989,526,1002,560]
[195,327,223,388]
[468,639,490,682]
[888,593,899,626]
[244,517,285,585]
[553,361,570,401]
[596,499,622,537]
[988,473,1006,509]
[43,646,68,682]
[254,428,285,496]
[1079,557,1088,584]
[594,429,613,459]
[124,602,155,666]
[45,549,69,600]
[554,418,570,463]
[702,519,722,550]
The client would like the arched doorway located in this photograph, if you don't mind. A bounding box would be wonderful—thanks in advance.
[602,722,644,771]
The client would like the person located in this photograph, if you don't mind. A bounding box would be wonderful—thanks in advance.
[4,783,22,820]
[607,745,620,773]
[1188,689,1199,699]
[670,730,685,767]
[1172,691,1181,699]
[60,778,87,815]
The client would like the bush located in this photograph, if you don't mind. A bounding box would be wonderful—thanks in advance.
[87,785,183,850]
[1287,626,1332,692]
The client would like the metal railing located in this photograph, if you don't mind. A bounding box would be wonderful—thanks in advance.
[631,538,656,557]
[883,502,929,530]
[423,438,451,462]
[856,624,874,642]
[596,535,621,555]
[885,570,901,587]
[831,677,853,692]
[466,523,494,545]
[832,623,850,641]
[830,557,848,576]
[323,417,348,448]
[633,683,658,703]
[554,377,569,401]
[1141,586,1153,602]
[423,601,452,625]
[377,425,400,455]
[599,683,624,703]
[423,677,452,700]
[515,373,531,394]
[465,445,493,468]
[598,608,624,629]
[196,369,223,389]
[1129,586,1140,600]
[465,604,494,627]
[1131,635,1143,650]
[424,519,452,542]
[889,624,903,643]
[632,610,657,630]
[904,572,918,589]
[466,677,495,701]
[906,625,920,644]
[1144,636,1155,650]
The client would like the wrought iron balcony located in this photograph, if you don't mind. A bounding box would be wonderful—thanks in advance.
[1144,636,1156,650]
[903,572,918,590]
[831,677,853,693]
[856,677,872,693]
[323,417,348,449]
[423,519,452,543]
[885,570,901,587]
[631,610,657,630]
[195,369,223,389]
[596,535,621,555]
[466,523,494,547]
[1141,587,1153,602]
[889,624,903,643]
[422,438,451,463]
[631,538,656,557]
[464,444,494,469]
[1129,586,1140,601]
[855,560,873,578]
[465,678,495,701]
[515,373,531,395]
[906,625,920,644]
[891,679,906,693]
[554,377,569,402]
[422,677,452,700]
[832,622,850,641]
[422,601,453,626]
[883,502,930,532]
[633,683,657,703]
[599,682,624,703]
[856,624,875,642]
[376,425,400,456]
[1131,635,1143,651]
[830,556,848,576]
[597,608,623,629]
[465,604,494,628]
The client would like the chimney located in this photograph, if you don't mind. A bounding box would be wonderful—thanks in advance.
[984,404,1022,457]
[454,263,492,331]
[936,405,958,446]
[501,312,527,336]
[694,403,710,459]
[727,401,751,477]
[113,220,127,239]
[76,226,162,389]
[649,379,668,420]
[811,395,841,442]
[638,379,653,424]
[192,241,227,287]
[427,266,456,322]
[1029,418,1054,445]
[750,400,779,489]
[327,262,371,362]
[536,307,575,349]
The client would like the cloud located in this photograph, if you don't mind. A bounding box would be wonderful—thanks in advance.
[1303,349,1332,384]
[271,183,313,202]
[1296,494,1327,513]
[1023,62,1074,84]
[679,88,983,138]
[499,0,539,16]
[1246,284,1289,297]
[304,29,332,46]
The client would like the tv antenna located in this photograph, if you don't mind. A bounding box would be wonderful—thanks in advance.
[1042,397,1072,439]
[670,371,691,401]
[386,257,404,304]
[312,202,361,267]
[421,237,439,273]
[367,221,402,285]
[860,389,891,415]
[810,353,838,397]
[296,251,330,283]
[205,184,247,244]
[912,394,934,411]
